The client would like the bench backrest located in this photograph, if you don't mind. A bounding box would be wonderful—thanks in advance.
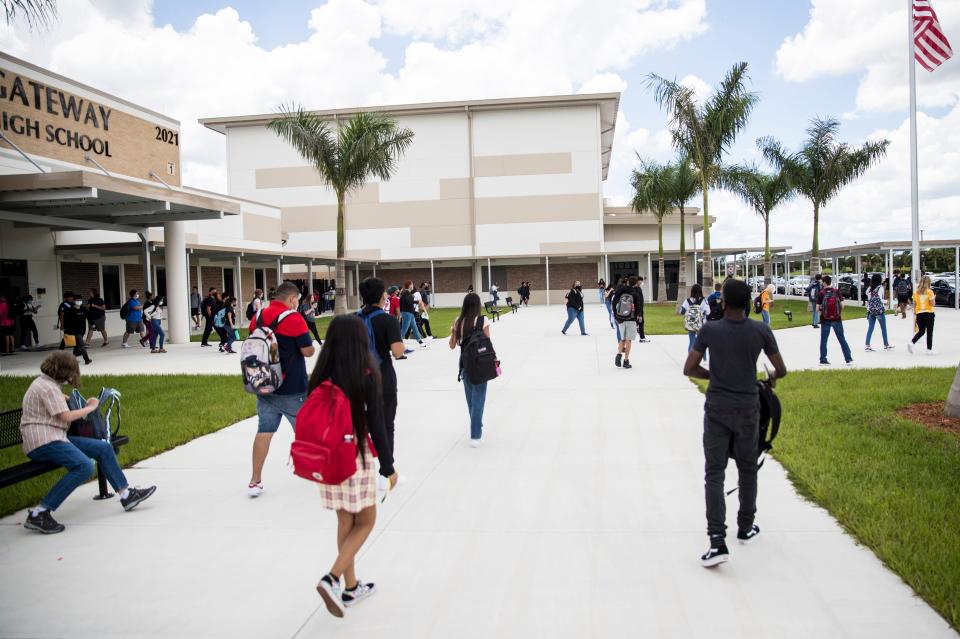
[505,297,514,304]
[0,409,24,449]
[484,301,494,309]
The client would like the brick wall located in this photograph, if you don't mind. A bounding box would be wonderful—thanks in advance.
[200,266,223,292]
[265,268,278,286]
[188,261,199,290]
[123,264,145,295]
[435,267,472,292]
[357,266,473,293]
[504,264,546,290]
[547,262,598,290]
[60,262,99,298]
[241,267,256,294]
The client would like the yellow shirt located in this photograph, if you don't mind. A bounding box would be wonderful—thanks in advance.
[913,289,935,314]
[761,290,772,312]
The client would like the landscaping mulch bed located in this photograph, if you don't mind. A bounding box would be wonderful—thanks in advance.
[897,401,960,435]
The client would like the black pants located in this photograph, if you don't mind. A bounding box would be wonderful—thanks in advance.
[201,315,215,345]
[303,314,321,343]
[420,316,432,337]
[215,326,227,348]
[638,315,646,339]
[703,403,759,539]
[69,333,91,364]
[383,391,398,456]
[912,312,935,350]
[20,316,38,347]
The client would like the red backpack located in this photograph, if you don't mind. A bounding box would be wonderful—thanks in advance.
[821,287,842,322]
[290,380,359,485]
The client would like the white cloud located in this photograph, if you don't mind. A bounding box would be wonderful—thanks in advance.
[0,0,708,192]
[775,0,960,113]
[680,74,711,104]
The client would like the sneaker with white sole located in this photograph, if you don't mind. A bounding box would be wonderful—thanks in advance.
[248,482,263,498]
[470,439,482,448]
[907,342,914,354]
[700,538,729,567]
[342,581,377,607]
[317,574,345,618]
[121,342,130,349]
[864,345,874,352]
[737,524,760,544]
[884,345,895,351]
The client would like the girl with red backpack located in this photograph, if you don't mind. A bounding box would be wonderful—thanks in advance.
[305,315,397,618]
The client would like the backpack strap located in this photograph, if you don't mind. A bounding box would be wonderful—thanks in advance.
[266,309,296,332]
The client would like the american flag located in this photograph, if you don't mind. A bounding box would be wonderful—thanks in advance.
[914,1,953,71]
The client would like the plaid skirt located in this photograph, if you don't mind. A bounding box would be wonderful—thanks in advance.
[319,454,378,513]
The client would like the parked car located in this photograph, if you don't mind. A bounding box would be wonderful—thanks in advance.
[932,279,956,307]
[774,276,787,294]
[790,276,810,296]
[836,275,861,300]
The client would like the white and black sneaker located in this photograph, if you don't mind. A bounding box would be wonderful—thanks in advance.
[341,581,377,607]
[615,353,622,367]
[700,538,729,567]
[317,574,345,618]
[24,510,65,534]
[737,524,760,545]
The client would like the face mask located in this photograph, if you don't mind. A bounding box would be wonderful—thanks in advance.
[75,301,82,307]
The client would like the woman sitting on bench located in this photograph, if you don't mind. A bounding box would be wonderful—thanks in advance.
[20,352,156,535]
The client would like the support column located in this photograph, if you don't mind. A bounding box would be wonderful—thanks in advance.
[356,262,360,300]
[604,254,609,284]
[307,261,314,297]
[955,246,959,310]
[888,249,895,310]
[140,234,153,293]
[429,260,436,306]
[164,221,189,344]
[487,257,492,297]
[235,255,243,310]
[855,255,861,301]
[545,256,550,306]
[276,257,282,285]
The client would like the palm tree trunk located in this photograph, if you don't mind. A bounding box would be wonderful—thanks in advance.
[700,182,713,288]
[678,204,687,294]
[763,217,772,285]
[334,197,348,315]
[809,202,820,277]
[657,220,667,301]
[946,364,960,418]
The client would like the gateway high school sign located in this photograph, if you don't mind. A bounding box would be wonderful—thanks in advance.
[0,54,181,186]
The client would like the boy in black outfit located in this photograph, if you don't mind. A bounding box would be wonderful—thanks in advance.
[611,275,643,369]
[683,278,787,567]
[358,277,407,454]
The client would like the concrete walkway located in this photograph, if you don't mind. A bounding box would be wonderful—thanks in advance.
[0,305,956,638]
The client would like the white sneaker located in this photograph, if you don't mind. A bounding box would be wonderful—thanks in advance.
[420,342,429,348]
[247,482,263,498]
[470,439,482,448]
[121,342,130,349]
[342,581,377,608]
[317,575,345,618]
[907,343,914,354]
[926,349,937,356]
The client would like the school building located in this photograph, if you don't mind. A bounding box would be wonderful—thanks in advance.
[1,52,711,346]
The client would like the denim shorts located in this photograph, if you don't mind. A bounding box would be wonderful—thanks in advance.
[256,393,305,433]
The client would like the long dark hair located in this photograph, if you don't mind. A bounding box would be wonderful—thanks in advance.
[455,293,482,342]
[689,283,704,303]
[870,273,882,289]
[308,315,381,465]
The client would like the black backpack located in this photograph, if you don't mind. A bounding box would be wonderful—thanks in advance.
[727,380,781,494]
[707,295,723,321]
[119,300,130,320]
[245,300,256,321]
[753,294,763,315]
[458,316,499,384]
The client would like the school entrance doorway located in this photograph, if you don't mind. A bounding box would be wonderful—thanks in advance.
[651,260,680,301]
[608,261,639,286]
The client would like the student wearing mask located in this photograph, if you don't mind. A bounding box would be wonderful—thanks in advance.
[612,276,643,369]
[121,289,145,349]
[817,275,853,366]
[398,281,426,348]
[18,293,40,350]
[683,278,787,567]
[222,296,238,354]
[143,294,167,353]
[636,276,649,342]
[247,282,315,497]
[561,281,587,336]
[62,295,92,365]
[805,274,823,328]
[190,286,202,331]
[864,273,893,352]
[200,288,219,347]
[84,288,108,347]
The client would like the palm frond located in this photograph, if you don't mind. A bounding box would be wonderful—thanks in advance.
[267,104,337,188]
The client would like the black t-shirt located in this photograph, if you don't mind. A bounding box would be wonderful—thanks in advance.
[63,305,87,334]
[399,290,416,314]
[201,296,217,317]
[566,288,584,310]
[360,305,402,395]
[325,370,394,477]
[86,297,106,320]
[693,317,779,409]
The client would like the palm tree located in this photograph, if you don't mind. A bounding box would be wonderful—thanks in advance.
[268,107,414,314]
[2,0,56,27]
[647,62,759,289]
[760,117,888,277]
[666,157,700,293]
[631,158,672,302]
[719,163,795,284]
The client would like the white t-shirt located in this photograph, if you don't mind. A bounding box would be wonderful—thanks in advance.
[412,291,422,304]
[680,297,710,316]
[253,297,263,312]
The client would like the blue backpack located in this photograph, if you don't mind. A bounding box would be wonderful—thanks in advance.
[357,308,386,365]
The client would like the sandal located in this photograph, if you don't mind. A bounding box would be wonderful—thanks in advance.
[158,348,168,353]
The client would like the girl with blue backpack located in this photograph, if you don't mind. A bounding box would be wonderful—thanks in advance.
[864,273,893,352]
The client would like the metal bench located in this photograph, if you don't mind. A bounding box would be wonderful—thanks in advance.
[483,301,501,321]
[0,408,130,500]
[504,296,519,313]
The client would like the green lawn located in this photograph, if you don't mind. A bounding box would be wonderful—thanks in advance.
[643,298,879,335]
[693,368,960,629]
[189,306,512,342]
[0,375,256,518]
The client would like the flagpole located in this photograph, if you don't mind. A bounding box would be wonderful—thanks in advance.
[908,0,921,282]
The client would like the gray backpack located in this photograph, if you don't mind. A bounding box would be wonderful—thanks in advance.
[67,388,122,441]
[614,292,635,321]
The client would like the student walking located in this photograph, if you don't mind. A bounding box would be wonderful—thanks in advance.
[18,294,40,349]
[120,290,145,349]
[597,279,606,304]
[309,315,397,618]
[417,286,433,338]
[247,282,315,497]
[604,283,616,328]
[190,286,202,330]
[805,274,822,328]
[300,292,322,344]
[0,295,13,354]
[817,275,853,366]
[143,295,167,353]
[20,352,156,533]
[636,277,649,342]
[760,284,774,325]
[200,288,218,346]
[213,298,229,352]
[561,281,587,335]
[222,296,238,354]
[398,281,426,347]
[358,278,406,455]
[62,295,92,365]
[84,289,108,347]
[908,275,937,354]
[864,273,893,352]
[683,278,787,567]
[894,270,912,319]
[449,293,492,446]
[680,284,710,352]
[612,276,642,369]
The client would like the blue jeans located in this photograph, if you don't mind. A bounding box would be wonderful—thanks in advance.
[225,327,236,350]
[811,305,820,326]
[462,377,487,440]
[761,310,770,325]
[256,393,305,433]
[687,331,697,351]
[820,321,852,363]
[27,437,128,511]
[562,307,586,334]
[400,311,422,341]
[865,313,889,347]
[149,318,165,349]
[605,301,614,326]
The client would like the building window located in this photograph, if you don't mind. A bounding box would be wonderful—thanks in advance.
[155,267,167,299]
[255,269,265,291]
[0,259,29,300]
[101,264,122,309]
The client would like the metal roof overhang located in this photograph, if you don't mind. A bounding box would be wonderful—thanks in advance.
[53,241,344,266]
[0,170,241,234]
[787,239,960,260]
